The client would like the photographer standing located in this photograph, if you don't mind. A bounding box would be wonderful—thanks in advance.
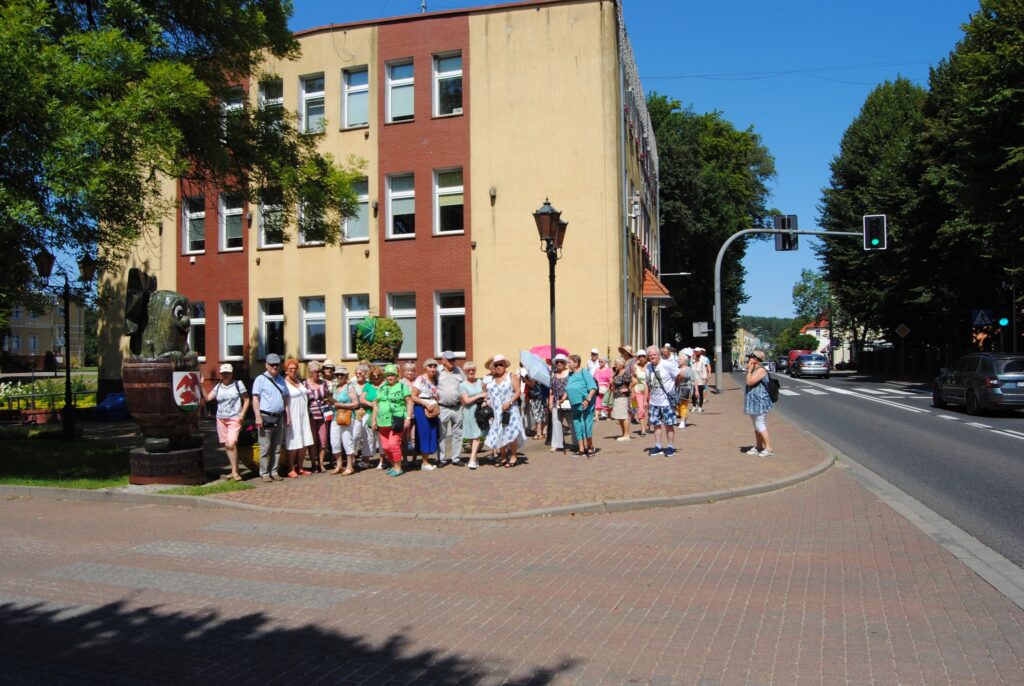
[743,348,774,457]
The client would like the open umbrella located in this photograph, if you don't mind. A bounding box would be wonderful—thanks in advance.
[529,344,569,361]
[519,350,551,387]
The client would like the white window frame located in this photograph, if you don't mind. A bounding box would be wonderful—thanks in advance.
[433,168,464,235]
[387,173,415,239]
[387,293,417,359]
[220,301,244,361]
[221,86,244,140]
[300,73,326,134]
[432,52,462,117]
[189,302,206,363]
[259,298,284,360]
[28,334,38,354]
[257,196,284,249]
[342,66,369,129]
[219,193,244,252]
[259,78,284,109]
[10,335,21,353]
[296,202,325,247]
[434,291,466,357]
[183,195,205,254]
[343,178,370,243]
[11,306,22,321]
[386,59,414,123]
[343,294,370,360]
[300,297,327,359]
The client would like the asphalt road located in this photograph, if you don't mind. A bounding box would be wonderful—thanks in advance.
[763,370,1024,568]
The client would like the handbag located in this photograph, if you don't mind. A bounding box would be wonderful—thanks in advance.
[334,408,352,426]
[259,410,281,428]
[391,415,405,432]
[424,402,440,419]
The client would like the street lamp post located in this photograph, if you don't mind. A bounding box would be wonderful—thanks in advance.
[534,199,567,382]
[34,249,96,441]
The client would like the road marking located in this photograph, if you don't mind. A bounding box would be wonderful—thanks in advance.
[883,388,920,395]
[991,430,1024,441]
[1005,429,1024,437]
[937,414,960,421]
[966,422,992,429]
[803,389,828,395]
[854,387,886,395]
[779,389,800,396]
[788,376,926,413]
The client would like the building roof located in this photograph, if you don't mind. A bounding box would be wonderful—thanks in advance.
[642,269,673,301]
[800,319,829,334]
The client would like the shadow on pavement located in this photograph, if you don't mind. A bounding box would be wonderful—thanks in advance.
[0,599,578,684]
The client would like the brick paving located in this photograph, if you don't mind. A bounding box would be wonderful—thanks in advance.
[204,382,827,516]
[1,465,1022,684]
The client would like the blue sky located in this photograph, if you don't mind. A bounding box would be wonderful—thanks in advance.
[288,0,978,319]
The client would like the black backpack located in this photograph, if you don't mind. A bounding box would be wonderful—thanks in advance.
[766,373,780,403]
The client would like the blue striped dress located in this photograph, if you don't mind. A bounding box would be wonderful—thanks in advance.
[744,373,774,415]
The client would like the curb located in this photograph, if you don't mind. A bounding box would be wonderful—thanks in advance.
[0,454,835,521]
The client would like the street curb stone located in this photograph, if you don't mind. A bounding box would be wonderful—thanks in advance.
[0,455,834,521]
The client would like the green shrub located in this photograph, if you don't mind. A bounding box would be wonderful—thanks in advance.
[354,317,404,363]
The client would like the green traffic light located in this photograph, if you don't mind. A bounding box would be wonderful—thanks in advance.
[870,238,880,246]
[998,317,1009,326]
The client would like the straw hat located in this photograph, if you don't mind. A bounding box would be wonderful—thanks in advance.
[618,345,635,359]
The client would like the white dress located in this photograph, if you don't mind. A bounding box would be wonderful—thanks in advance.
[285,381,314,450]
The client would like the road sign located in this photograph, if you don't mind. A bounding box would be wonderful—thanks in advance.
[971,309,993,327]
[692,321,709,337]
[895,323,910,339]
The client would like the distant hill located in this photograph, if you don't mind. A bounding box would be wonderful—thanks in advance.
[736,316,795,348]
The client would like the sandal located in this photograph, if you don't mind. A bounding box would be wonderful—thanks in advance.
[341,467,354,476]
[230,473,243,482]
[505,457,518,468]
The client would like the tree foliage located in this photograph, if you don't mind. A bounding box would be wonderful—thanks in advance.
[0,0,359,311]
[648,94,776,352]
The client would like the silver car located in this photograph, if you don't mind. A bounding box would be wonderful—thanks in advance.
[792,354,830,379]
[933,353,1024,415]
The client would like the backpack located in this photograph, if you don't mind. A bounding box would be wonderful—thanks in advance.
[766,372,780,403]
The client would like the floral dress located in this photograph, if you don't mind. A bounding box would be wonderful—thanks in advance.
[485,373,526,450]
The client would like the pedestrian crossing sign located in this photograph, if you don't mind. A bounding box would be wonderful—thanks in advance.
[971,309,993,327]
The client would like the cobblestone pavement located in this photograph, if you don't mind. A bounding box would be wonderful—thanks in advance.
[205,384,827,516]
[2,463,1022,684]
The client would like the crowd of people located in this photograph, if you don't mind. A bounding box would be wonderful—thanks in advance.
[207,342,775,482]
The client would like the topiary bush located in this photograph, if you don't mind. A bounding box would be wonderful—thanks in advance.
[354,316,404,363]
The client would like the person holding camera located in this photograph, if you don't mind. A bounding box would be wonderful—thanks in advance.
[744,348,775,457]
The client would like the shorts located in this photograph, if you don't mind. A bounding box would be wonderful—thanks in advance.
[216,417,242,445]
[648,403,677,427]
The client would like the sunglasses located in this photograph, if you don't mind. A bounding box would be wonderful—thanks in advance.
[267,363,280,367]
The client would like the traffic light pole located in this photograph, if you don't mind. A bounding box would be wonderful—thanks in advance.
[713,228,860,392]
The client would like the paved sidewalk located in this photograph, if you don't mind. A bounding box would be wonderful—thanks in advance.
[202,379,828,516]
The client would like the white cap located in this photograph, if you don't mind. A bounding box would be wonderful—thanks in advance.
[553,353,569,363]
[591,348,599,354]
[219,363,233,373]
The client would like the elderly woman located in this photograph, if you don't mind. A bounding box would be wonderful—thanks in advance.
[459,361,487,469]
[548,354,575,454]
[593,355,613,420]
[411,359,441,471]
[371,364,414,476]
[484,354,525,467]
[205,363,250,481]
[631,350,650,436]
[348,364,376,470]
[328,365,361,475]
[565,353,598,457]
[282,358,314,477]
[610,357,633,441]
[744,348,775,456]
[303,360,329,472]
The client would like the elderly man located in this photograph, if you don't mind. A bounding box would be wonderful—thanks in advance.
[251,353,289,482]
[436,350,466,465]
[587,348,601,375]
[644,345,684,457]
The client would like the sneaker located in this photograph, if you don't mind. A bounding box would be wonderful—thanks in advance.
[421,463,436,471]
[647,447,664,456]
[270,474,283,481]
[664,446,676,457]
[261,475,273,483]
[451,457,463,466]
[356,461,369,469]
[387,468,403,477]
[468,462,478,470]
[616,436,631,442]
[745,447,760,455]
[759,449,775,457]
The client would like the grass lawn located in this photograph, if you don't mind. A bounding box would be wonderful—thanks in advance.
[160,480,254,497]
[0,428,129,489]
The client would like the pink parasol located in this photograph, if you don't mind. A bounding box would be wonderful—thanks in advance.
[529,344,570,361]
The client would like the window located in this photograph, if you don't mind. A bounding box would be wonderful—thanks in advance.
[433,52,462,116]
[343,67,369,128]
[387,174,415,238]
[188,302,206,361]
[343,179,370,241]
[221,86,244,138]
[301,74,325,133]
[388,293,416,358]
[183,196,205,253]
[258,189,284,248]
[297,203,325,246]
[386,60,414,123]
[259,79,283,109]
[28,335,38,354]
[10,335,21,352]
[259,299,284,359]
[220,193,244,250]
[343,294,369,358]
[11,307,21,321]
[301,297,326,358]
[434,169,464,234]
[220,301,244,360]
[435,291,465,356]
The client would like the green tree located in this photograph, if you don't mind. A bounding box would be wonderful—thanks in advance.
[0,0,359,312]
[774,319,820,355]
[648,94,776,354]
[817,78,927,354]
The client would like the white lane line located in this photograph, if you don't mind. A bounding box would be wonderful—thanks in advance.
[854,387,886,395]
[966,422,992,429]
[991,430,1024,441]
[883,388,920,395]
[803,389,828,395]
[779,389,800,396]
[1005,429,1024,437]
[787,377,926,413]
[937,414,960,421]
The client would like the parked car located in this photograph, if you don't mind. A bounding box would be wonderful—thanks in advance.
[776,356,789,372]
[791,354,830,379]
[786,349,813,376]
[933,353,1024,415]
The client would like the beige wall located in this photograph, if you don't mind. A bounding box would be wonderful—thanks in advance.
[468,1,624,360]
[249,28,379,367]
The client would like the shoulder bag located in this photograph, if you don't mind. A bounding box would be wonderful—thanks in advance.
[650,363,681,407]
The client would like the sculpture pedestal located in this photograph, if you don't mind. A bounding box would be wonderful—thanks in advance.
[129,446,205,485]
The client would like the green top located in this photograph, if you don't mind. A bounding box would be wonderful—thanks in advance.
[362,381,378,403]
[375,381,410,425]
